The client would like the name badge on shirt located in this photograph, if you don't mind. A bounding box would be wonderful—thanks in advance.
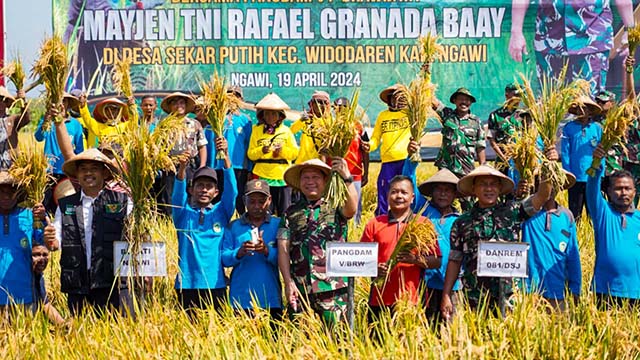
[105,203,123,214]
[64,205,75,215]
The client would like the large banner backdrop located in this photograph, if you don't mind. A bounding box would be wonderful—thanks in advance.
[52,0,637,122]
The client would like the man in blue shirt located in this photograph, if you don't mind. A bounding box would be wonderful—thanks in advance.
[522,171,581,309]
[589,145,640,308]
[222,180,281,319]
[35,92,85,214]
[172,136,237,314]
[561,96,602,220]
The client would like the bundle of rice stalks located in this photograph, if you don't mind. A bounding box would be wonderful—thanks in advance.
[516,67,587,189]
[8,135,54,210]
[373,214,438,288]
[200,73,241,159]
[500,121,542,198]
[1,56,27,114]
[627,25,640,73]
[417,33,445,81]
[401,79,440,162]
[587,100,639,176]
[112,58,133,98]
[32,35,69,131]
[310,90,362,209]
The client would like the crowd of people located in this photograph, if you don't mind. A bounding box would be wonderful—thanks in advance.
[0,55,639,329]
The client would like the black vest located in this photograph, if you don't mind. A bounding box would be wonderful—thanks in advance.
[58,189,128,294]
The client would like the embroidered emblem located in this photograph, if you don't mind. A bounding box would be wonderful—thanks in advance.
[213,223,222,233]
[20,238,28,249]
[558,242,567,253]
[105,203,122,214]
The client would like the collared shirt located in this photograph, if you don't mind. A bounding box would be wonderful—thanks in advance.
[54,190,132,270]
[423,205,461,291]
[360,212,441,306]
[369,109,411,163]
[34,117,85,175]
[561,119,602,182]
[209,112,253,170]
[522,204,581,299]
[247,123,298,181]
[221,213,281,309]
[290,116,322,164]
[586,166,640,299]
[435,107,486,178]
[170,117,208,157]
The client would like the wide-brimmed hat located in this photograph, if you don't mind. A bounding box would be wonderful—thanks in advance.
[379,84,403,105]
[568,95,602,116]
[449,87,476,104]
[160,92,196,114]
[62,92,80,113]
[283,159,331,191]
[0,87,15,103]
[562,170,577,190]
[53,178,77,204]
[93,97,128,123]
[62,148,119,179]
[418,168,460,198]
[309,90,330,105]
[227,85,243,99]
[457,165,514,197]
[256,93,290,122]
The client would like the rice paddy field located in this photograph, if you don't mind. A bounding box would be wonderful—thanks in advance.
[2,161,640,359]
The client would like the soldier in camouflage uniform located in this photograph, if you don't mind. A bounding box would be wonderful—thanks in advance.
[435,88,486,211]
[440,153,556,319]
[622,56,640,205]
[509,0,634,93]
[277,158,358,325]
[594,90,624,191]
[487,84,522,183]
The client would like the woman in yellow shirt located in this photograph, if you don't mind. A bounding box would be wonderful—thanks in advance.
[77,95,137,147]
[247,93,299,216]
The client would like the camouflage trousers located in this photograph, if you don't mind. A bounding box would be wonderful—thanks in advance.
[300,288,348,326]
[535,51,609,93]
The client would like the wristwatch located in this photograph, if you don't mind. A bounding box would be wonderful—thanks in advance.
[342,175,354,184]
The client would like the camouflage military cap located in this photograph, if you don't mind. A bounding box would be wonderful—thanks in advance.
[595,90,615,103]
[449,87,476,104]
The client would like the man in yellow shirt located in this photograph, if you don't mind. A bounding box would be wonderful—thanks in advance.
[370,84,411,215]
[290,91,331,164]
[247,93,299,216]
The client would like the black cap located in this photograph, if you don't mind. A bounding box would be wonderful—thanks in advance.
[245,179,270,196]
[192,167,218,183]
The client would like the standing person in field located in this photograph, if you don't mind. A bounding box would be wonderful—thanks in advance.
[31,244,66,326]
[435,88,486,210]
[172,136,236,313]
[440,153,556,319]
[277,158,358,325]
[290,91,331,165]
[77,94,137,148]
[360,175,441,322]
[522,171,581,310]
[560,96,602,220]
[35,92,85,214]
[247,93,299,216]
[222,180,281,318]
[487,84,522,184]
[43,148,131,315]
[0,87,29,170]
[621,56,640,205]
[370,84,411,216]
[140,95,159,130]
[589,144,640,308]
[592,90,624,191]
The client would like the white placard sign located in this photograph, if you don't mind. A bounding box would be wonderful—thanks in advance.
[477,241,529,278]
[114,241,167,277]
[326,242,378,277]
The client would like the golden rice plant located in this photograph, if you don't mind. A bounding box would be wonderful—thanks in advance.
[587,100,639,176]
[517,67,586,190]
[500,120,542,198]
[200,73,241,159]
[627,25,640,73]
[111,57,137,121]
[373,212,438,288]
[2,56,26,91]
[417,33,445,82]
[310,90,362,209]
[401,79,440,162]
[32,35,69,131]
[8,135,54,209]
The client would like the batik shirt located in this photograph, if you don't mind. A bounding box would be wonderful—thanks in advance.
[449,198,537,302]
[435,108,486,178]
[535,0,614,56]
[278,197,348,295]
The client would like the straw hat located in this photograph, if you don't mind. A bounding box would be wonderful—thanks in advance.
[457,165,514,197]
[379,84,403,105]
[418,168,460,198]
[561,170,577,190]
[93,97,128,123]
[256,93,290,122]
[283,159,331,191]
[227,85,243,99]
[62,148,119,179]
[569,95,602,116]
[53,178,77,204]
[449,87,476,104]
[0,86,15,103]
[62,92,80,113]
[160,92,196,114]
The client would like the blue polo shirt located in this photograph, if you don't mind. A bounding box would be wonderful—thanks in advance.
[561,120,602,182]
[586,166,640,299]
[522,204,581,299]
[34,117,85,175]
[0,207,43,305]
[423,205,461,291]
[221,214,281,309]
[208,113,253,170]
[172,167,237,290]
